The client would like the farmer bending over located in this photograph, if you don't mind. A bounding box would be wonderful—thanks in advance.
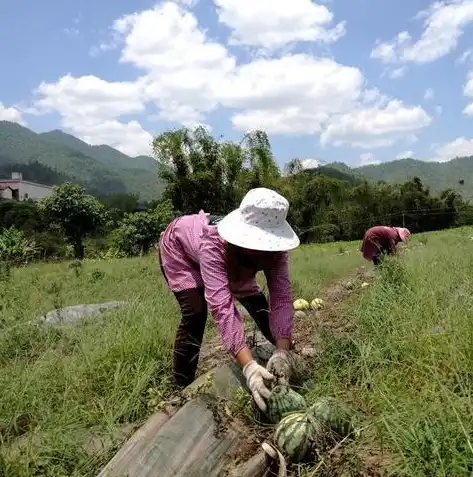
[360,225,411,265]
[157,188,300,411]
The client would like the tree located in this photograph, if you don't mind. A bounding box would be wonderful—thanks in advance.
[240,130,281,190]
[110,200,174,257]
[39,183,106,259]
[153,127,281,216]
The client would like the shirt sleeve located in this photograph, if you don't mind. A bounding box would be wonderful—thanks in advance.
[199,229,247,357]
[263,252,294,341]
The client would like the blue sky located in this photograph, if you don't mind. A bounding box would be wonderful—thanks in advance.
[2,0,473,169]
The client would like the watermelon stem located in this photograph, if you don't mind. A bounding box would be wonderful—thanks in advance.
[261,441,288,477]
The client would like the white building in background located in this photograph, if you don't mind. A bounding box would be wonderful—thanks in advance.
[0,172,53,201]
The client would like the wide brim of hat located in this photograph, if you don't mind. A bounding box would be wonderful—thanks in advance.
[217,209,300,252]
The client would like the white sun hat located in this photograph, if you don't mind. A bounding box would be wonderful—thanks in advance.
[216,188,300,252]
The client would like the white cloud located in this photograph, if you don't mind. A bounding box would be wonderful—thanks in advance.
[371,31,411,62]
[431,137,473,161]
[371,0,473,65]
[462,70,473,114]
[75,120,153,157]
[113,2,235,124]
[30,1,432,154]
[320,100,432,148]
[33,74,152,155]
[359,88,390,107]
[0,103,25,125]
[359,153,380,166]
[457,48,473,63]
[35,2,231,153]
[218,55,362,134]
[219,55,430,147]
[35,74,145,120]
[214,0,346,50]
[396,150,414,159]
[300,158,322,169]
[424,88,434,100]
[389,66,407,79]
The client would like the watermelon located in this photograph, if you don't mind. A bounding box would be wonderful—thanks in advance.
[309,397,355,438]
[274,411,320,463]
[294,310,307,320]
[266,385,307,424]
[293,299,310,311]
[310,298,324,310]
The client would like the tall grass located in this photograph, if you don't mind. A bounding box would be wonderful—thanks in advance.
[308,227,473,476]
[0,240,362,476]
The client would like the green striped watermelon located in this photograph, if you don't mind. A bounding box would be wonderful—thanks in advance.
[309,397,355,438]
[274,411,321,463]
[266,385,307,424]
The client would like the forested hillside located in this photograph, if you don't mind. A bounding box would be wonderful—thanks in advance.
[3,120,473,203]
[329,157,473,200]
[0,121,164,200]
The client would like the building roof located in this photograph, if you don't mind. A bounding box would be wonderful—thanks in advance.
[0,179,53,189]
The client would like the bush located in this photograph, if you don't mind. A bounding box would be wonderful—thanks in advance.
[0,227,37,266]
[110,200,174,257]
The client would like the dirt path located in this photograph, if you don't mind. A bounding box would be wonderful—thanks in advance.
[196,265,385,476]
[199,266,375,376]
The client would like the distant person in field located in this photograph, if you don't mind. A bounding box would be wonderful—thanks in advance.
[361,226,411,265]
[156,188,300,412]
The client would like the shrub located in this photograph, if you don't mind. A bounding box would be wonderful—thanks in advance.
[110,200,174,257]
[0,227,37,266]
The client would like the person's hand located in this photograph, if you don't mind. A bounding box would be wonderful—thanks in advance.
[266,349,294,386]
[242,360,275,412]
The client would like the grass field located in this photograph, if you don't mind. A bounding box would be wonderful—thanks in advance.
[2,228,473,476]
[0,239,362,476]
[305,227,473,476]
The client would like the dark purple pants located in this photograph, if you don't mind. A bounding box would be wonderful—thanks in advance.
[157,248,275,388]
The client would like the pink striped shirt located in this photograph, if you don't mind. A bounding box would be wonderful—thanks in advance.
[158,211,293,356]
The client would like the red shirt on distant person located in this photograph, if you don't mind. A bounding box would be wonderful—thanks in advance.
[360,226,410,261]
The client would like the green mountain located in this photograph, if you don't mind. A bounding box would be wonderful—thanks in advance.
[0,121,164,200]
[306,163,363,185]
[5,119,473,202]
[39,130,157,172]
[325,157,473,200]
[356,158,465,193]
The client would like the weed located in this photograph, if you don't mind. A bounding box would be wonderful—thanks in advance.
[89,269,105,282]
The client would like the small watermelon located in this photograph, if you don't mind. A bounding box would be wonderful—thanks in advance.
[294,310,307,320]
[310,298,324,310]
[293,299,310,311]
[309,397,355,438]
[274,411,320,463]
[266,385,307,424]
